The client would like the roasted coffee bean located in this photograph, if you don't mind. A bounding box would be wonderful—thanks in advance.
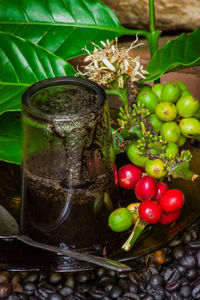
[21,289,33,296]
[76,283,90,294]
[122,292,140,299]
[11,274,22,285]
[149,262,162,272]
[118,278,128,289]
[140,270,151,282]
[128,283,138,293]
[180,277,189,285]
[110,285,123,298]
[148,266,159,275]
[0,272,9,284]
[192,282,200,299]
[48,293,62,300]
[74,291,87,299]
[89,290,106,299]
[102,296,110,300]
[172,246,185,259]
[186,268,198,280]
[191,229,198,240]
[7,294,20,300]
[0,282,11,298]
[96,268,105,278]
[100,276,115,286]
[38,283,56,295]
[168,291,182,300]
[179,255,197,269]
[38,273,47,283]
[184,247,194,256]
[128,272,141,285]
[23,282,36,292]
[189,241,200,249]
[66,296,82,300]
[149,274,163,286]
[183,232,192,244]
[142,295,154,300]
[76,272,90,283]
[107,270,116,279]
[37,287,52,298]
[191,276,200,287]
[103,282,114,293]
[90,284,98,291]
[65,275,75,289]
[169,239,182,247]
[164,256,173,265]
[102,297,111,300]
[146,285,166,300]
[164,268,180,283]
[17,294,28,300]
[180,284,191,297]
[23,273,38,283]
[138,280,146,292]
[176,264,187,275]
[146,283,155,295]
[196,249,200,267]
[117,272,128,279]
[165,280,181,292]
[33,289,45,299]
[48,273,62,285]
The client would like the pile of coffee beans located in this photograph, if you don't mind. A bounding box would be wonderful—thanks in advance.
[1,219,200,299]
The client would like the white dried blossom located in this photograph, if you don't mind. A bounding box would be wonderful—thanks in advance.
[77,37,148,89]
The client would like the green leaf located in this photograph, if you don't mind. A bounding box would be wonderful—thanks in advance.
[0,0,133,61]
[0,31,75,114]
[0,112,22,165]
[144,28,200,82]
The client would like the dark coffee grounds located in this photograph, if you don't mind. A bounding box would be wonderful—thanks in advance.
[30,85,99,117]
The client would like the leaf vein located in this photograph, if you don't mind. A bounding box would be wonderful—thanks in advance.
[79,0,97,24]
[0,86,24,105]
[0,47,21,83]
[60,0,76,22]
[11,40,40,82]
[55,27,76,54]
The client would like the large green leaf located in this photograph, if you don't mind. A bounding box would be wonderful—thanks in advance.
[0,31,75,114]
[0,112,22,164]
[0,0,131,61]
[145,28,200,82]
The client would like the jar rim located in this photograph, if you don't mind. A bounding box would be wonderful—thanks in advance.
[22,76,106,121]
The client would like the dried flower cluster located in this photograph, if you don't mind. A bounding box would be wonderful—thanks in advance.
[77,37,148,89]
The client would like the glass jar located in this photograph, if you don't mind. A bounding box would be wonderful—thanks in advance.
[21,77,118,249]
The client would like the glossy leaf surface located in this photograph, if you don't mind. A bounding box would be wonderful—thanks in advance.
[0,0,129,60]
[0,31,75,114]
[145,28,200,82]
[0,112,22,165]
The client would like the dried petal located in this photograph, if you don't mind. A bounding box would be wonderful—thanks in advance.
[77,37,148,88]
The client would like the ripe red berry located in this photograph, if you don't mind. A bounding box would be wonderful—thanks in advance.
[135,176,157,201]
[159,210,180,225]
[139,200,162,224]
[156,182,168,202]
[118,164,142,189]
[159,189,184,213]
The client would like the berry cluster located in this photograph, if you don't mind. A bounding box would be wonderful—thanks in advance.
[109,163,185,250]
[117,80,199,181]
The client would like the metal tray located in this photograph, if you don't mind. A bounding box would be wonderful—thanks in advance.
[0,144,199,272]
